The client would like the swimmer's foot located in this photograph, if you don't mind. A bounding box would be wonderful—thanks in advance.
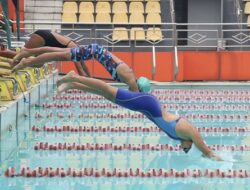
[13,48,31,64]
[57,83,71,95]
[57,70,76,87]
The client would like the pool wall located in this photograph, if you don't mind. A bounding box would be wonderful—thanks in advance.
[0,71,57,163]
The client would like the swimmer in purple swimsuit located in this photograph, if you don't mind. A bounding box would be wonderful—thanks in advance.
[12,44,143,92]
[56,71,222,161]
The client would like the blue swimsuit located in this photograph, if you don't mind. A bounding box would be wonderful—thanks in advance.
[70,44,121,81]
[115,89,182,141]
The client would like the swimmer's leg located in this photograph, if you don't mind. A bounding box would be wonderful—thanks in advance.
[57,82,103,97]
[57,71,117,101]
[57,70,75,87]
[116,63,139,92]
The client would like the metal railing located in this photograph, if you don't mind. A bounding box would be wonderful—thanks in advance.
[235,0,243,24]
[2,21,248,49]
[1,21,250,81]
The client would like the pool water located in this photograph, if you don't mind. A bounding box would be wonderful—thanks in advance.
[0,85,250,190]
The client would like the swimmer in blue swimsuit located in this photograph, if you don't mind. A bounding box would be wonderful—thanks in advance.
[12,44,143,92]
[56,71,222,161]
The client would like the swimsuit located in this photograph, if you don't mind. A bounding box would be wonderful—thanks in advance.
[115,88,182,141]
[70,44,122,81]
[34,30,72,48]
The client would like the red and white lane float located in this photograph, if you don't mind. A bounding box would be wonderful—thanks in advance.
[34,142,180,151]
[4,167,16,177]
[34,112,250,121]
[31,125,250,134]
[52,89,250,103]
[33,142,250,152]
[42,102,72,109]
[5,167,250,178]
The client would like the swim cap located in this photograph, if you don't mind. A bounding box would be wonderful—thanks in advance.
[137,77,151,92]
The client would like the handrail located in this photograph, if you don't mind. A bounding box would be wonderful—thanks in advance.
[152,45,156,80]
[5,21,250,49]
[2,22,250,50]
[1,20,250,81]
[0,14,14,24]
[169,0,178,81]
[235,0,243,24]
[0,77,18,96]
[16,71,31,89]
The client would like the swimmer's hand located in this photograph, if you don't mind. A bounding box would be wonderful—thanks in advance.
[210,155,223,161]
[12,59,26,72]
[202,152,223,161]
[12,65,19,73]
[13,47,30,63]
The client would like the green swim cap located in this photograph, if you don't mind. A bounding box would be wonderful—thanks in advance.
[137,77,151,92]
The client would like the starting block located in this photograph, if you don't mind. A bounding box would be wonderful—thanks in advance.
[4,72,31,92]
[0,77,19,100]
[23,67,40,85]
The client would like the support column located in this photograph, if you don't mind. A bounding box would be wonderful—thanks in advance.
[0,0,12,48]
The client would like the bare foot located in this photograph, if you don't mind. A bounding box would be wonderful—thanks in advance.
[57,83,70,95]
[13,48,31,64]
[57,70,76,87]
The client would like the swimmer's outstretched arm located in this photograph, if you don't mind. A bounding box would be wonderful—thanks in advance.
[190,128,222,161]
[177,118,222,161]
[13,46,71,63]
[79,60,91,77]
[12,50,71,71]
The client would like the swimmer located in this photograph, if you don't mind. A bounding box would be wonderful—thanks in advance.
[12,44,148,92]
[0,30,88,76]
[56,71,222,161]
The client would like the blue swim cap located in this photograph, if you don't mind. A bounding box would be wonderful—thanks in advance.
[137,77,151,92]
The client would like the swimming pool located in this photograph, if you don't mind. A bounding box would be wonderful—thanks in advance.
[0,83,250,190]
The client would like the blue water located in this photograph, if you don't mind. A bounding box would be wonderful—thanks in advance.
[0,86,250,190]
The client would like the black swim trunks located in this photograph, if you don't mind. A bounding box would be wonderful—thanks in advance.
[34,30,72,48]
